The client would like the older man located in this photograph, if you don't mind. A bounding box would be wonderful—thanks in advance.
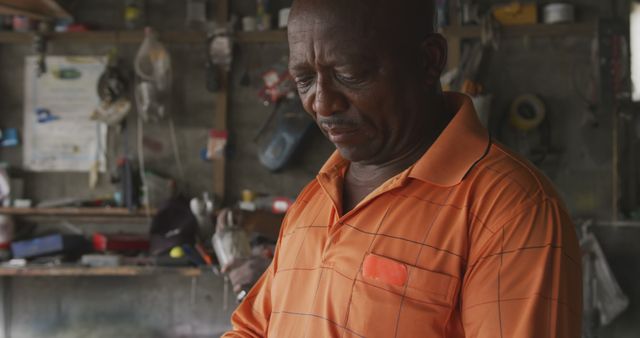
[223,0,581,337]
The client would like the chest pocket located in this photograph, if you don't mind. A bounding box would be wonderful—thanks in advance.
[361,253,457,306]
[345,253,459,338]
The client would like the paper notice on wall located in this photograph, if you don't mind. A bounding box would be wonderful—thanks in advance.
[23,56,107,172]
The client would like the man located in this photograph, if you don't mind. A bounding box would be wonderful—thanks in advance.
[223,0,582,336]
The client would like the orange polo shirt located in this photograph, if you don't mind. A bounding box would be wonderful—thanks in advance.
[223,93,582,338]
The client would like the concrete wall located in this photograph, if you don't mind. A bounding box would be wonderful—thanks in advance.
[3,275,236,338]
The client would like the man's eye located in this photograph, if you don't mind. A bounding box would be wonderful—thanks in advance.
[336,73,363,86]
[295,76,314,90]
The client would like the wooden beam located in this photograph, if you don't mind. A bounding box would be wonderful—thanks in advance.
[0,31,31,44]
[0,266,204,277]
[441,22,596,39]
[0,31,207,45]
[0,0,71,20]
[0,207,154,217]
[213,0,229,202]
[235,30,287,43]
[215,0,228,24]
[213,72,228,201]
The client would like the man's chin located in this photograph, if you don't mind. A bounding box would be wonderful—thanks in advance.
[335,146,375,164]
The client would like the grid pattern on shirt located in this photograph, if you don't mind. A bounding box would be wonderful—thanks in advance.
[225,144,581,338]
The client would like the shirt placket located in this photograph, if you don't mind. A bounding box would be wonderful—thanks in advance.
[317,169,410,264]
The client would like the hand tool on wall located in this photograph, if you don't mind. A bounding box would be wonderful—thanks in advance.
[93,49,131,126]
[256,97,313,171]
[206,25,232,93]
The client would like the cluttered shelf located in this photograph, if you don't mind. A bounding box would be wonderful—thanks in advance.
[235,29,287,43]
[0,22,597,45]
[0,30,206,44]
[0,207,155,224]
[0,29,288,44]
[0,265,206,276]
[0,207,153,217]
[441,21,596,39]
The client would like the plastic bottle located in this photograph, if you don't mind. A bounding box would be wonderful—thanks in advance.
[256,0,271,31]
[124,0,145,30]
[134,28,172,91]
[134,28,172,122]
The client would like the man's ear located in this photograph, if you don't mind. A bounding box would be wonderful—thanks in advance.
[420,34,448,88]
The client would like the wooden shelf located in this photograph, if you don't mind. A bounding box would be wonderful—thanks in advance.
[235,30,287,43]
[0,0,71,21]
[0,29,290,45]
[0,265,206,277]
[0,23,594,45]
[0,207,153,217]
[0,30,208,44]
[441,22,596,39]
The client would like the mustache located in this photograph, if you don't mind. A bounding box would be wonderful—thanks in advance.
[317,116,360,129]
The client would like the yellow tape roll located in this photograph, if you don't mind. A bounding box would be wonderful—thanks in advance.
[509,94,546,131]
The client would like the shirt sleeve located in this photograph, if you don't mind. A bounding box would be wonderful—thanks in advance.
[460,197,582,338]
[221,261,274,338]
[221,203,295,338]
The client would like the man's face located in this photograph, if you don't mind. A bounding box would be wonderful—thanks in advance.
[288,3,432,165]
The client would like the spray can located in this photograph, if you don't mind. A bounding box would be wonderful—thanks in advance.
[0,215,14,261]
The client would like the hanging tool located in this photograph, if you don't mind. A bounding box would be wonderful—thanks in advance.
[256,97,313,171]
[92,49,132,126]
[206,26,233,92]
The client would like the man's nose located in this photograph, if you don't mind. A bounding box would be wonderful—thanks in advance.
[311,76,348,117]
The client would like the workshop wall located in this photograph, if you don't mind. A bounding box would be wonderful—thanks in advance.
[471,0,626,221]
[485,36,613,217]
[0,0,325,336]
[1,0,626,214]
[0,0,331,206]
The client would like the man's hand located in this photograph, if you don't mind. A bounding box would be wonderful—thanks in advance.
[222,245,274,294]
[223,255,271,294]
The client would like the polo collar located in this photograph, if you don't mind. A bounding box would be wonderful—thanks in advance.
[408,92,491,187]
[318,92,491,188]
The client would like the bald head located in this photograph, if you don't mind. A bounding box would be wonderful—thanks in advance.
[289,0,436,53]
[286,0,448,165]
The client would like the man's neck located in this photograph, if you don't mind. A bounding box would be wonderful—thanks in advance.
[341,140,428,214]
[342,95,452,214]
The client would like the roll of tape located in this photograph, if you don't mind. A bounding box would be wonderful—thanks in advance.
[509,94,546,131]
[543,3,575,24]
